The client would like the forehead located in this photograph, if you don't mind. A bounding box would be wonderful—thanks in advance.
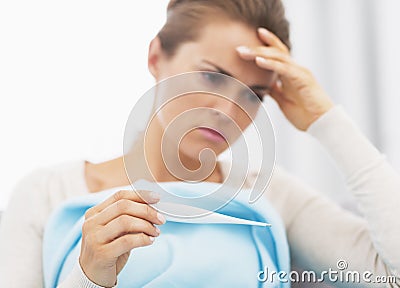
[171,20,275,87]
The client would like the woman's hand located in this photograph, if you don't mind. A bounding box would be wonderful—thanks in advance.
[79,190,166,287]
[236,27,334,131]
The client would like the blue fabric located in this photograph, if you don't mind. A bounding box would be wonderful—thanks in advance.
[43,181,290,287]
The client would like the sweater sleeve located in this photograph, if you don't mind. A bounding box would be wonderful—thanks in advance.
[57,260,117,288]
[0,161,91,288]
[0,169,50,288]
[271,106,400,287]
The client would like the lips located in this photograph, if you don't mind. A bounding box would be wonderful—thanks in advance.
[197,127,226,143]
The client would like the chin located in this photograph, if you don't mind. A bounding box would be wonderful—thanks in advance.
[181,140,226,160]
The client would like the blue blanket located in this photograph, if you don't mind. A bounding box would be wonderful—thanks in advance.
[43,180,290,287]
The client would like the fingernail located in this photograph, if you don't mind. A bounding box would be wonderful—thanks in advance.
[149,192,160,201]
[157,212,166,224]
[236,46,252,54]
[155,226,161,234]
[256,56,268,64]
[258,27,270,35]
[149,236,155,242]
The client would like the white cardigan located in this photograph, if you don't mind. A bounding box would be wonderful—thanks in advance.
[0,106,399,287]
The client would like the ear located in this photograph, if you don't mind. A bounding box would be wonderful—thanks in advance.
[148,36,164,79]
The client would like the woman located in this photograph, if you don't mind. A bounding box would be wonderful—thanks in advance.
[1,0,399,287]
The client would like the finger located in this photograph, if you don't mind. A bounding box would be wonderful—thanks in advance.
[236,46,291,64]
[85,190,160,219]
[255,57,296,79]
[270,80,283,95]
[257,27,290,54]
[268,82,285,104]
[98,215,161,243]
[269,80,296,107]
[95,199,166,226]
[105,233,155,258]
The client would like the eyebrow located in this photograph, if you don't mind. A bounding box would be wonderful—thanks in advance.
[201,60,271,91]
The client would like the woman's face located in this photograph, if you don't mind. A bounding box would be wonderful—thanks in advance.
[148,19,276,163]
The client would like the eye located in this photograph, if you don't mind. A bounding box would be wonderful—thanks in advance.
[241,90,263,103]
[200,71,226,87]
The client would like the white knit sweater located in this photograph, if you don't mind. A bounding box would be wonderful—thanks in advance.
[0,106,399,287]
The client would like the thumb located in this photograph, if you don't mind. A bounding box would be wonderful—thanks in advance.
[268,80,285,107]
[116,251,131,275]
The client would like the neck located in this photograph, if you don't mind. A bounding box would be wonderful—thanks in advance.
[86,118,223,193]
[84,157,130,193]
[143,116,206,182]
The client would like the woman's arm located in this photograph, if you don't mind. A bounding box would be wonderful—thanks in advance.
[57,260,116,288]
[307,106,400,276]
[266,106,400,287]
[0,170,49,287]
[0,163,109,288]
[236,27,400,286]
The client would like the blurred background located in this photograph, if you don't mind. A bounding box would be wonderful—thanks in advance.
[0,0,399,212]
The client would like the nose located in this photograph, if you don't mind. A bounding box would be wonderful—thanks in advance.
[212,95,241,122]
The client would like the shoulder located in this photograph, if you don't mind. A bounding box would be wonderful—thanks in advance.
[245,164,309,195]
[14,160,87,196]
[8,160,88,223]
[14,161,77,189]
[252,165,327,228]
[0,160,88,240]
